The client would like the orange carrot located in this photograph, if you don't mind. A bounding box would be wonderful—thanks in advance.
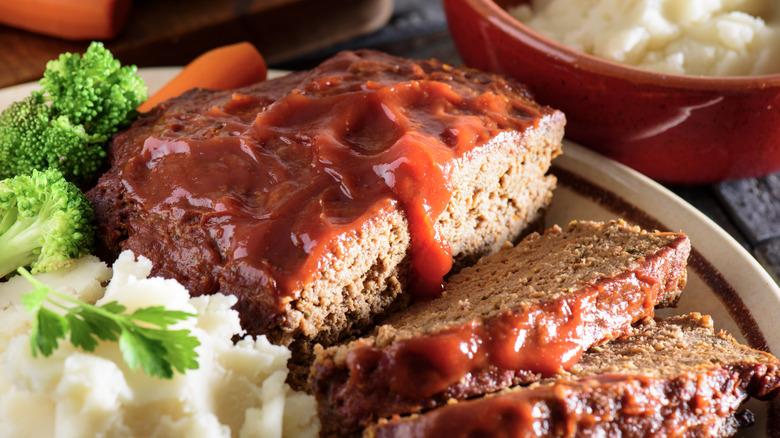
[138,42,268,113]
[0,0,132,40]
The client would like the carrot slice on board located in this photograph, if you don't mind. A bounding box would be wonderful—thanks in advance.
[138,41,268,113]
[0,0,132,40]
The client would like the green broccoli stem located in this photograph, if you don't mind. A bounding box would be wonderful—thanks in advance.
[0,208,53,278]
[0,204,18,235]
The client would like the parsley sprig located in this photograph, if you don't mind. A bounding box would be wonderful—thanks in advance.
[18,267,201,379]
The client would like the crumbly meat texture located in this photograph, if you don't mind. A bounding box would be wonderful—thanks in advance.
[87,50,564,357]
[310,220,691,436]
[380,218,686,337]
[366,313,780,438]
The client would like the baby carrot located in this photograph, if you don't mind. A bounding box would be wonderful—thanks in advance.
[0,0,132,40]
[138,41,268,113]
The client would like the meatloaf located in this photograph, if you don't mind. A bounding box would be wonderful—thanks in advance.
[310,220,691,435]
[366,313,780,438]
[87,50,565,352]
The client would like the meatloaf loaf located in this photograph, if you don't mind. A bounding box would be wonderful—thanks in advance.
[86,50,565,352]
[366,313,780,438]
[310,220,691,435]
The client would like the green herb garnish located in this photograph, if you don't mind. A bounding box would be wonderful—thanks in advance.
[18,267,200,379]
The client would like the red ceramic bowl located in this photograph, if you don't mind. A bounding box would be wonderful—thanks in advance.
[442,0,780,184]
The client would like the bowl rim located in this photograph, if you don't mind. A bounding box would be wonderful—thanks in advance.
[463,0,780,90]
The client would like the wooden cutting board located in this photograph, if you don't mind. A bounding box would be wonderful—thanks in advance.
[0,0,393,88]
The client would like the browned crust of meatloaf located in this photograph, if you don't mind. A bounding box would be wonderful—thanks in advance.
[365,313,780,438]
[310,220,691,436]
[87,52,565,358]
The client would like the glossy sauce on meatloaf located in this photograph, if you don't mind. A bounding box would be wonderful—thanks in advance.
[311,220,690,435]
[366,314,780,438]
[88,50,558,337]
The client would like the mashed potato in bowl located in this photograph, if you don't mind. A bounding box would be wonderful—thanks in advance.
[510,0,780,76]
[0,252,320,438]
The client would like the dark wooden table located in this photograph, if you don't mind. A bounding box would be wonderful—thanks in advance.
[1,0,778,285]
[0,0,394,89]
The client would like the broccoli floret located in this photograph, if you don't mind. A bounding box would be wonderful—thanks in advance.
[0,41,146,186]
[0,95,106,185]
[0,168,96,278]
[39,41,147,141]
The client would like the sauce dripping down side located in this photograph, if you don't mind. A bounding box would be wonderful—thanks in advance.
[119,50,545,310]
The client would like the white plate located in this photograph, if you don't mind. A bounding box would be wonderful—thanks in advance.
[2,67,779,435]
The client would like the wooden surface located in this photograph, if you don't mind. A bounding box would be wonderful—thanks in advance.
[715,175,780,283]
[0,0,393,88]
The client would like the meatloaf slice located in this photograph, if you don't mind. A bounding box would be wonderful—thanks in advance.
[86,50,565,354]
[310,220,690,435]
[366,313,780,438]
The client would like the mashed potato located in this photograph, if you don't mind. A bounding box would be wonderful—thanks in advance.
[0,252,320,438]
[510,0,780,75]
